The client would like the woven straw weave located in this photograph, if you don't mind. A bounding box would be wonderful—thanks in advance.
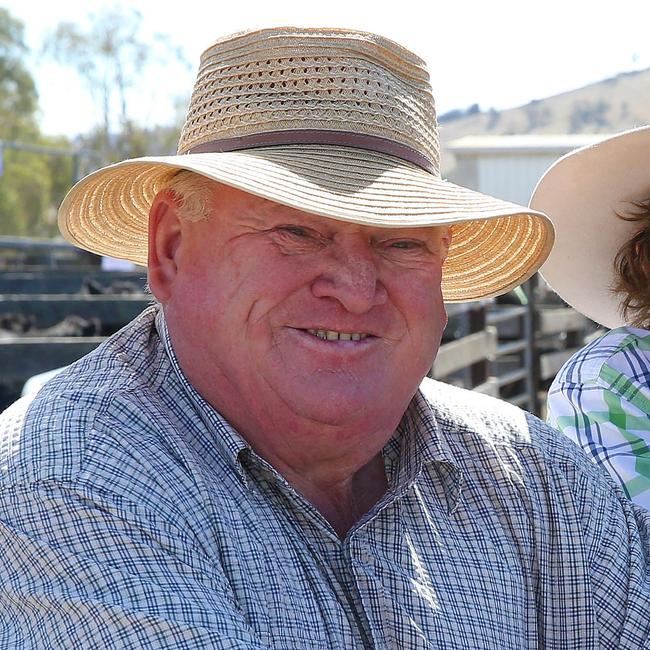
[178,29,438,169]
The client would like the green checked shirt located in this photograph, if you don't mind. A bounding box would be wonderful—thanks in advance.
[547,326,650,509]
[1,307,649,649]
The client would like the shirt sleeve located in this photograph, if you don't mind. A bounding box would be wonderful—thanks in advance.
[0,480,272,649]
[547,376,650,510]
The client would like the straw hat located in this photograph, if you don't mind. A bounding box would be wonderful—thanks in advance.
[58,27,554,302]
[530,126,650,328]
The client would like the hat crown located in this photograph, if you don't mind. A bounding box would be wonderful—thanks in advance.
[178,27,440,174]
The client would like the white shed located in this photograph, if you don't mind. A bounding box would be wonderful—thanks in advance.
[444,134,608,205]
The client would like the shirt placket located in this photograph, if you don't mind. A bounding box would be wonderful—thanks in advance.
[245,454,375,648]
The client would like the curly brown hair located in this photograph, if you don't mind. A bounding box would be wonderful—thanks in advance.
[612,199,650,328]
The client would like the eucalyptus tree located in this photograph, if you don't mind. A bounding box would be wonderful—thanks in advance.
[0,8,63,237]
[44,7,188,164]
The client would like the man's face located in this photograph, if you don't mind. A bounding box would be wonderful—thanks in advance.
[158,184,451,433]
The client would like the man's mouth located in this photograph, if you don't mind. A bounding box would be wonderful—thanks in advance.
[306,329,370,341]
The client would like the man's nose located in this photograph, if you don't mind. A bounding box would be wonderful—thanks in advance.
[310,236,388,314]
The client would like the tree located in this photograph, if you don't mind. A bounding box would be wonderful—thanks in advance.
[0,8,68,238]
[0,8,38,141]
[44,7,187,164]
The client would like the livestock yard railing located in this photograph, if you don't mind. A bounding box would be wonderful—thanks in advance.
[430,278,601,417]
[0,237,148,407]
[0,238,601,417]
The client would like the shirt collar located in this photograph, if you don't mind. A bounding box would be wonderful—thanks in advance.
[386,388,464,514]
[154,308,253,486]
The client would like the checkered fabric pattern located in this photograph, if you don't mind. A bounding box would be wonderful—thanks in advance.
[547,326,650,509]
[1,307,649,649]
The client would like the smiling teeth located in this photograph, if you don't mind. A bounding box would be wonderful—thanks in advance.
[307,329,367,341]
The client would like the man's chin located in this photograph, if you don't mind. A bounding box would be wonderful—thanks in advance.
[276,382,408,430]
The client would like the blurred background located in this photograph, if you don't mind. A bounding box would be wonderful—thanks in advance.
[2,0,649,413]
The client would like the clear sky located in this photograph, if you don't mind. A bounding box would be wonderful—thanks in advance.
[4,0,650,138]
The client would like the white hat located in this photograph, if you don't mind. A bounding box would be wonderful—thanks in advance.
[530,126,650,328]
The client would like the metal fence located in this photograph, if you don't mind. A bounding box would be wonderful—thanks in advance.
[432,279,602,417]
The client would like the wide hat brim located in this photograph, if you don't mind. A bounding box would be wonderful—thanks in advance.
[59,144,554,302]
[530,126,650,328]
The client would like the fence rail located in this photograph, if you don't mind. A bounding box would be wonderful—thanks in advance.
[0,295,151,328]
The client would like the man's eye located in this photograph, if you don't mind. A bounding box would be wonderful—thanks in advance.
[279,225,311,238]
[389,240,424,250]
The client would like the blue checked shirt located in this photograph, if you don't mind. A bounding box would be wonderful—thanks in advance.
[547,326,650,509]
[1,306,649,649]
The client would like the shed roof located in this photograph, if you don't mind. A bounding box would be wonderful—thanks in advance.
[446,134,611,155]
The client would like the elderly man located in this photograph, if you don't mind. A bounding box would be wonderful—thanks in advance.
[1,28,648,649]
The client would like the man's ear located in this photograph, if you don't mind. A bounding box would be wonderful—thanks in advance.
[147,190,183,303]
